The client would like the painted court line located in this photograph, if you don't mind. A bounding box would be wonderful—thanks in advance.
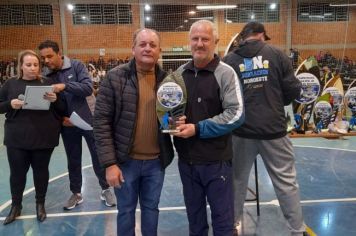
[1,197,356,221]
[306,226,317,236]
[1,144,355,213]
[1,143,355,236]
[294,144,356,153]
[0,164,93,213]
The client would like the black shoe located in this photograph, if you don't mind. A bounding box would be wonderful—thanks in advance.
[3,205,22,225]
[36,203,47,222]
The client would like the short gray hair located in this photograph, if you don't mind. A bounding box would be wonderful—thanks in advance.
[132,28,161,46]
[189,20,218,41]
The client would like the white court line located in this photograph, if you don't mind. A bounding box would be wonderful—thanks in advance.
[0,164,93,213]
[294,144,356,153]
[1,145,355,218]
[1,197,356,221]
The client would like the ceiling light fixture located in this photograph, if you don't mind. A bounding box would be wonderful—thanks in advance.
[330,3,356,7]
[67,4,74,11]
[196,5,237,10]
[189,17,214,20]
[309,15,324,18]
[144,4,151,11]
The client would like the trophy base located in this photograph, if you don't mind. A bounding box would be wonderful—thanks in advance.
[161,129,180,134]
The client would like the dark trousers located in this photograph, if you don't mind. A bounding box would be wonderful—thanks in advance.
[61,126,109,194]
[178,160,234,236]
[7,147,54,206]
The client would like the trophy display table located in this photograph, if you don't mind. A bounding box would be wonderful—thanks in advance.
[289,131,356,139]
[289,131,341,139]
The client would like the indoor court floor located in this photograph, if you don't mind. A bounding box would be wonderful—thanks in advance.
[0,115,356,236]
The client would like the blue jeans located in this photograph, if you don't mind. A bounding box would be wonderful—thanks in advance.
[114,158,165,236]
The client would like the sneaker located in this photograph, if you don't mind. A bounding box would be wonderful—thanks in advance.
[100,188,116,207]
[234,221,242,235]
[63,193,83,210]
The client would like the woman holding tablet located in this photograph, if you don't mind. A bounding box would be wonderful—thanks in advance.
[0,50,65,225]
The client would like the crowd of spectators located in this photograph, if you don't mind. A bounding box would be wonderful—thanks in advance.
[316,51,356,84]
[0,55,130,88]
[2,52,355,89]
[86,56,130,73]
[84,56,130,95]
[0,58,18,86]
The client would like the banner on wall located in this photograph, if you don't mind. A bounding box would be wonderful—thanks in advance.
[99,48,105,56]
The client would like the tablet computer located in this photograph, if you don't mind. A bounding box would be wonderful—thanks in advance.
[22,86,54,110]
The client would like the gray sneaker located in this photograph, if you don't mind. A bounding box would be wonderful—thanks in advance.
[100,188,116,207]
[63,193,83,210]
[234,221,241,235]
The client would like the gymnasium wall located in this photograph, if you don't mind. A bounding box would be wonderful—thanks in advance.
[0,0,355,62]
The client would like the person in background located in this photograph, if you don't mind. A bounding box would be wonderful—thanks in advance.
[5,60,17,79]
[87,64,100,96]
[38,40,116,211]
[87,63,96,79]
[97,56,105,69]
[224,21,308,236]
[321,66,333,86]
[0,50,65,224]
[97,66,106,81]
[0,71,3,86]
[289,48,299,69]
[173,20,244,236]
[293,48,299,68]
[332,68,341,80]
[289,48,295,61]
[316,50,323,63]
[93,28,175,236]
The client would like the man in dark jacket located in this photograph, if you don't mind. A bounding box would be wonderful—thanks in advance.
[173,20,244,236]
[224,22,308,236]
[38,40,115,210]
[93,28,174,236]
